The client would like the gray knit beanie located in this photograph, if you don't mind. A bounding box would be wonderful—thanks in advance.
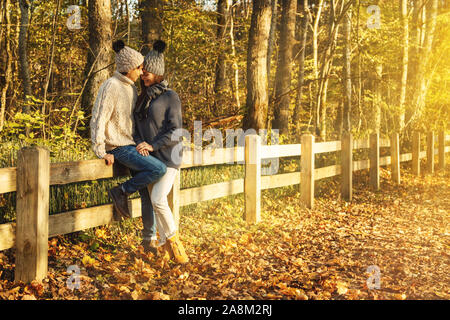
[144,40,166,76]
[113,40,144,73]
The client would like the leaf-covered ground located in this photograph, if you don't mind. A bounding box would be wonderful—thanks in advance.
[0,164,449,300]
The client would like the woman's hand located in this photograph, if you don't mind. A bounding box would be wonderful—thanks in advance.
[103,154,114,166]
[137,142,153,156]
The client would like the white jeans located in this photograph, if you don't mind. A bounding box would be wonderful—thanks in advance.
[151,167,179,245]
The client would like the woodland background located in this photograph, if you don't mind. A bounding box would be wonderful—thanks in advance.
[0,0,448,157]
[0,0,449,300]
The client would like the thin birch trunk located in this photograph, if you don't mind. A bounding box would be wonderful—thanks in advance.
[0,0,12,132]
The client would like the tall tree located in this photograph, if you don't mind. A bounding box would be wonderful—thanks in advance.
[229,0,240,109]
[316,0,346,139]
[42,0,62,116]
[342,4,351,133]
[310,0,324,132]
[397,0,408,132]
[371,64,382,133]
[140,0,163,55]
[213,0,230,114]
[293,0,309,138]
[243,0,272,131]
[81,0,113,117]
[0,0,12,131]
[271,0,297,137]
[407,0,438,129]
[266,0,278,85]
[18,0,32,114]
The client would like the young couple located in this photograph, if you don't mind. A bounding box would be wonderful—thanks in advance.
[90,39,188,264]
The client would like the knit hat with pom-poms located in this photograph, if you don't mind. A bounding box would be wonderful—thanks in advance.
[113,40,144,73]
[144,40,166,76]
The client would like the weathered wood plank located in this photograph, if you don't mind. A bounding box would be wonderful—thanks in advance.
[391,133,400,184]
[179,179,244,206]
[379,156,391,166]
[439,132,445,171]
[353,138,370,150]
[301,134,315,208]
[427,132,434,173]
[0,167,16,194]
[0,222,15,251]
[15,147,50,283]
[50,160,129,185]
[353,159,370,171]
[412,132,420,176]
[244,135,261,223]
[261,144,301,159]
[315,165,341,180]
[180,147,245,168]
[400,153,412,162]
[315,141,341,154]
[369,133,380,190]
[380,139,390,148]
[261,172,300,189]
[48,198,141,237]
[341,133,353,201]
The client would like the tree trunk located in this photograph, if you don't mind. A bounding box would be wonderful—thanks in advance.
[317,0,344,140]
[342,5,351,133]
[397,0,408,132]
[42,0,61,116]
[311,0,324,135]
[266,0,278,85]
[0,0,12,131]
[271,0,297,137]
[125,0,130,45]
[371,64,382,133]
[213,0,230,115]
[243,0,272,131]
[407,0,438,129]
[81,0,112,118]
[293,0,309,137]
[356,0,362,132]
[229,1,240,110]
[140,0,163,55]
[18,0,32,113]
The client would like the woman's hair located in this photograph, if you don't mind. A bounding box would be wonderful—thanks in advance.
[136,75,165,108]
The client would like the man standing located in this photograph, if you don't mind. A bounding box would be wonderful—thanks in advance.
[90,40,167,221]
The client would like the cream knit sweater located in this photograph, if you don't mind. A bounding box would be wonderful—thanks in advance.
[90,71,138,159]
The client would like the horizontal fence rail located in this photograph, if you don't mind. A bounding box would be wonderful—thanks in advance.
[0,131,448,282]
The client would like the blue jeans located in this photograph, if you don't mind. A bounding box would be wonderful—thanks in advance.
[108,145,167,240]
[107,145,166,194]
[130,171,157,241]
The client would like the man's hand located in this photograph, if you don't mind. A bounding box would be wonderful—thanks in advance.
[104,154,114,166]
[136,142,153,156]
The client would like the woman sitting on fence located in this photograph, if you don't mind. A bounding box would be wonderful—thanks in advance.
[133,40,188,264]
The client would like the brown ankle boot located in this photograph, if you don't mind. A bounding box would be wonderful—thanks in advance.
[165,233,189,264]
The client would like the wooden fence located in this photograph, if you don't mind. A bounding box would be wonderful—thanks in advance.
[0,131,448,283]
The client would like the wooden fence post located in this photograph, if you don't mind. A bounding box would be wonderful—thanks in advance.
[438,131,445,171]
[244,134,261,223]
[168,170,181,228]
[369,133,380,190]
[427,131,434,173]
[341,132,352,201]
[412,131,420,176]
[301,134,314,209]
[15,147,50,283]
[390,133,400,184]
